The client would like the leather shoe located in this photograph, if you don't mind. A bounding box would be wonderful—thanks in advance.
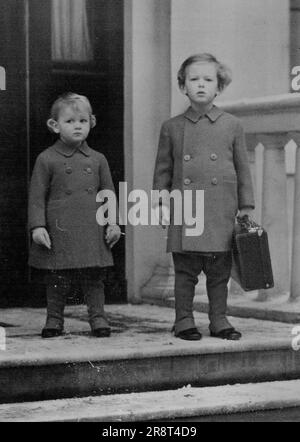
[41,328,63,339]
[92,328,111,338]
[175,328,202,341]
[210,328,242,341]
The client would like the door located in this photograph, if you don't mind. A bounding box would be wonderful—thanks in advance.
[0,0,126,306]
[0,1,28,306]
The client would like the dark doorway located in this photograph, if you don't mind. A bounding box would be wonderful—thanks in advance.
[0,0,126,307]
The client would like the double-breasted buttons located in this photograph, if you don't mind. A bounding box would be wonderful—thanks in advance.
[85,167,93,174]
[87,187,94,194]
[65,167,73,174]
[184,178,191,185]
[184,155,191,162]
[210,153,218,161]
[211,178,218,185]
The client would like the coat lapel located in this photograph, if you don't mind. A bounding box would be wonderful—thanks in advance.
[184,105,223,123]
[54,140,91,157]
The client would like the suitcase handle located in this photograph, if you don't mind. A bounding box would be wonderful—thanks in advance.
[236,215,263,234]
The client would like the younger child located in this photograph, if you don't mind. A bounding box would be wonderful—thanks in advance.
[28,93,121,338]
[153,54,254,341]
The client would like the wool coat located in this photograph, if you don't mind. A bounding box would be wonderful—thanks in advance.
[153,105,255,253]
[28,140,115,269]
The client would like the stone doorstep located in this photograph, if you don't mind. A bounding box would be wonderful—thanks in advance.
[2,303,297,367]
[0,304,300,404]
[1,380,300,422]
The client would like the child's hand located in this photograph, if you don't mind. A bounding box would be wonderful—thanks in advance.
[105,225,121,249]
[238,207,254,219]
[152,204,170,229]
[32,227,52,250]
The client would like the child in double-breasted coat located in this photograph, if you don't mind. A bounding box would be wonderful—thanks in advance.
[153,54,255,341]
[28,93,121,338]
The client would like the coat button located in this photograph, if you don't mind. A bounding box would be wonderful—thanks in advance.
[184,155,191,162]
[66,189,72,195]
[184,178,191,185]
[210,153,218,161]
[86,167,92,174]
[65,167,73,174]
[87,187,94,194]
[211,178,218,185]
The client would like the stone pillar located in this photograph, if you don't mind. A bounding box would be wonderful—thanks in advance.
[257,133,290,300]
[124,0,171,302]
[290,133,300,301]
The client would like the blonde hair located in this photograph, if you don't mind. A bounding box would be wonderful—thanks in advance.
[177,53,232,92]
[47,92,96,132]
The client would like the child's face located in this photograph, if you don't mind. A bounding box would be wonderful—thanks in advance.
[182,62,219,108]
[55,105,91,146]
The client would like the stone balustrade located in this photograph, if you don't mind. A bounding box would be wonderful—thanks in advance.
[221,93,300,301]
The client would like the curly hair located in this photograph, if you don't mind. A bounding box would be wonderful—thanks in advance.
[177,53,232,92]
[47,92,96,132]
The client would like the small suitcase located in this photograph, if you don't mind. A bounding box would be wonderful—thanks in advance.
[231,216,274,291]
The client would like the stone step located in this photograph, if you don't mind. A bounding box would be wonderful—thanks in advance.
[1,380,300,422]
[0,304,299,404]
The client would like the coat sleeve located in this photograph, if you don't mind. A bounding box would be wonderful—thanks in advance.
[28,154,50,231]
[99,154,116,193]
[98,154,119,224]
[233,121,255,210]
[153,122,174,192]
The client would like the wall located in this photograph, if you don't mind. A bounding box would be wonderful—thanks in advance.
[171,0,290,114]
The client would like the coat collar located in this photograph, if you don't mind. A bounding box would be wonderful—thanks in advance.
[184,105,223,123]
[53,139,91,157]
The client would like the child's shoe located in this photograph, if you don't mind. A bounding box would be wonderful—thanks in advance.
[92,328,111,338]
[175,328,202,341]
[41,328,63,339]
[210,328,242,341]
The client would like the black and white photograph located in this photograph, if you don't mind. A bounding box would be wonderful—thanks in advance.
[0,0,300,425]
